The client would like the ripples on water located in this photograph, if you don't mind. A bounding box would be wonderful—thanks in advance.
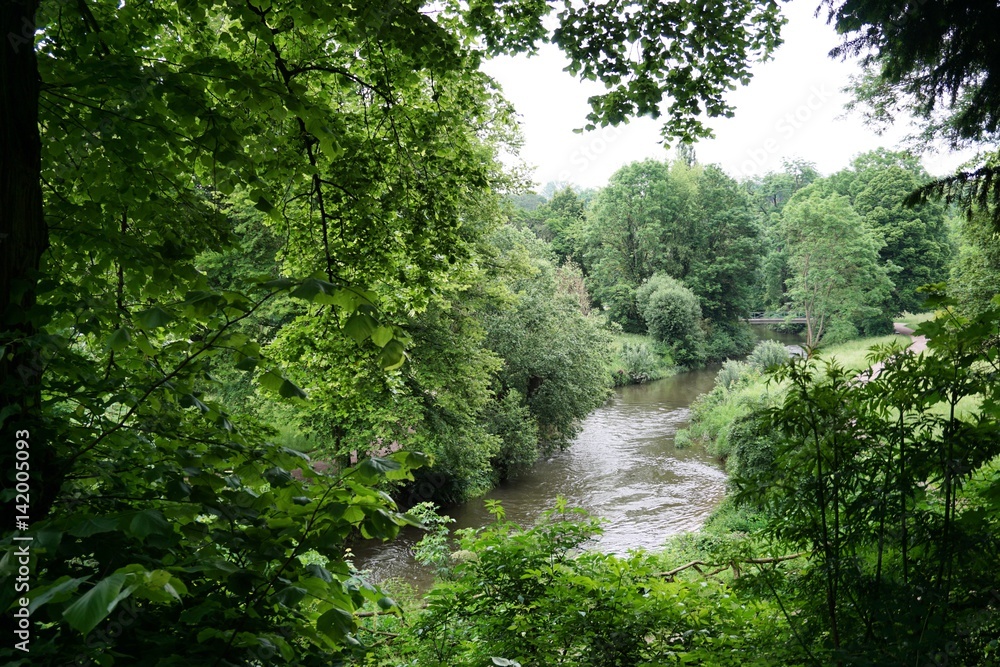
[352,364,729,589]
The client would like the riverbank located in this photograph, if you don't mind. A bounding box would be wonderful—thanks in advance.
[609,324,805,386]
[671,326,932,538]
[354,326,802,585]
[675,331,912,463]
[356,317,1000,666]
[351,366,728,588]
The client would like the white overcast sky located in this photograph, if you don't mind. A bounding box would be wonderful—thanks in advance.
[480,0,977,190]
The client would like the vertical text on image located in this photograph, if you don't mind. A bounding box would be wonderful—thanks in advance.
[12,429,33,653]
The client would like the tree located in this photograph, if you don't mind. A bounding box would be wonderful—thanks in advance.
[481,227,613,455]
[0,0,788,662]
[518,187,589,263]
[472,0,785,142]
[583,160,671,330]
[583,160,760,354]
[951,210,1000,317]
[848,160,952,315]
[745,159,821,218]
[680,165,762,324]
[745,160,821,311]
[780,187,892,346]
[828,0,1000,146]
[636,273,706,365]
[540,187,587,262]
[828,0,1000,219]
[2,2,511,660]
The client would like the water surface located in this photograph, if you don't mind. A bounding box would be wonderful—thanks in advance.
[352,365,727,589]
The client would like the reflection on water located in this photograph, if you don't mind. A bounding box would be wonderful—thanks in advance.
[352,366,726,590]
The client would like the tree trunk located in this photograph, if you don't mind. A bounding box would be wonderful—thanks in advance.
[2,0,50,504]
[1,0,46,401]
[1,1,50,647]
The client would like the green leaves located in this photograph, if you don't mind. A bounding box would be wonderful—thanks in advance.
[28,576,90,614]
[127,509,170,541]
[377,339,406,370]
[384,503,770,666]
[107,327,131,352]
[343,312,378,345]
[733,303,1000,661]
[317,607,356,641]
[258,369,307,400]
[62,573,130,635]
[370,325,394,348]
[136,306,175,330]
[780,185,891,346]
[546,0,785,143]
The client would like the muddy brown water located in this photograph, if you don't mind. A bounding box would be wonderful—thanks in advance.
[351,327,802,590]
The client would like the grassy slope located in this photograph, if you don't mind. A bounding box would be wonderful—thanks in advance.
[678,333,912,462]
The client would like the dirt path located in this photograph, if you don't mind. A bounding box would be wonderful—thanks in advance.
[859,323,927,383]
[892,322,928,354]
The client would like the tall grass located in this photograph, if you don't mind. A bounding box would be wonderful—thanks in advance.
[898,311,935,330]
[814,334,910,372]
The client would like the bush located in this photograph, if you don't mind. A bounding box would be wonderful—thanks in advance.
[485,390,541,482]
[380,503,783,667]
[596,282,645,332]
[747,339,790,372]
[704,322,756,361]
[636,273,706,366]
[483,284,614,454]
[616,341,660,384]
[855,311,894,336]
[726,406,781,483]
[684,378,777,461]
[715,359,751,390]
[820,317,858,345]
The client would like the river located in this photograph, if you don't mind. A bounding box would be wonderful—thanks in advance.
[352,327,802,589]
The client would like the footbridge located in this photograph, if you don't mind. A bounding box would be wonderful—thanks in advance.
[744,311,808,325]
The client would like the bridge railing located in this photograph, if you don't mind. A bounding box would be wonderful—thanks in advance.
[747,311,806,320]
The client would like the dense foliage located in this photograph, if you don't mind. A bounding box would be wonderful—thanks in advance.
[636,273,706,366]
[735,301,1000,664]
[365,502,791,667]
[748,151,953,341]
[780,185,891,345]
[0,1,787,663]
[566,159,762,359]
[3,0,1000,665]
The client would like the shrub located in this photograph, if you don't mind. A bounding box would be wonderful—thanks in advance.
[726,405,781,483]
[684,379,776,461]
[636,273,706,366]
[384,503,782,667]
[617,341,660,384]
[715,359,751,390]
[704,322,756,360]
[820,317,858,345]
[485,390,541,482]
[747,339,790,372]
